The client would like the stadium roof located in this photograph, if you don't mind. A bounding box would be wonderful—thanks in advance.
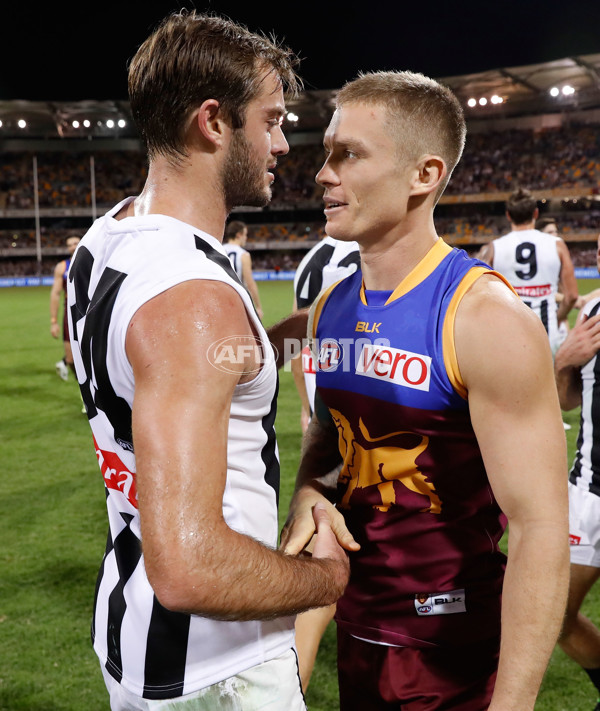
[1,53,600,141]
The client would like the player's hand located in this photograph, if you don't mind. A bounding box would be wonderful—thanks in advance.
[280,485,359,556]
[310,502,351,569]
[50,323,60,339]
[556,313,600,369]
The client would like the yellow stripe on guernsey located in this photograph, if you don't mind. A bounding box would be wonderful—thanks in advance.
[310,280,345,340]
[359,238,453,306]
[442,268,515,399]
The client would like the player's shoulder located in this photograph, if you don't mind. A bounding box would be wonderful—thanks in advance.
[459,271,544,333]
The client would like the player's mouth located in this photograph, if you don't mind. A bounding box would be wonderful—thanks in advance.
[323,197,347,214]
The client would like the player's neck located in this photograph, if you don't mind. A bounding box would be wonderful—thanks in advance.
[131,159,228,241]
[511,221,535,231]
[359,224,439,291]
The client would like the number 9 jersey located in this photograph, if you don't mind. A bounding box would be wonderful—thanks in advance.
[490,228,561,352]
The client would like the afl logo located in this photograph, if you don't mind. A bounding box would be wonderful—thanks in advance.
[318,338,343,372]
[417,605,433,614]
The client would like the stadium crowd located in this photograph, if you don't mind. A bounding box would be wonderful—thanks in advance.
[1,121,600,276]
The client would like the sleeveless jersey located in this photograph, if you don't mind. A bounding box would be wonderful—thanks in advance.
[492,229,561,351]
[313,239,508,648]
[224,243,248,282]
[294,237,360,411]
[67,196,294,700]
[570,297,600,497]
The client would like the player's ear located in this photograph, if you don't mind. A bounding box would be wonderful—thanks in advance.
[190,99,229,148]
[409,155,446,197]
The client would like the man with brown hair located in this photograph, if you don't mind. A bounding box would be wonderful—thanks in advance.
[67,11,348,710]
[282,71,569,710]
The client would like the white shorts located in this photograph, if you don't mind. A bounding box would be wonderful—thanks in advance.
[568,481,600,567]
[101,648,306,711]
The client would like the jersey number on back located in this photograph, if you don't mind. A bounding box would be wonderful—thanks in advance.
[515,242,537,280]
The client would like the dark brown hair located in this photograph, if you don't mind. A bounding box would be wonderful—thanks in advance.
[128,10,301,161]
[224,220,247,242]
[506,188,538,225]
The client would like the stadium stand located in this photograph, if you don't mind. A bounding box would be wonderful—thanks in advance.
[1,55,600,277]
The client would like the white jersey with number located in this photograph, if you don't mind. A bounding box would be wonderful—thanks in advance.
[225,243,247,282]
[293,237,361,411]
[67,196,294,700]
[492,229,561,351]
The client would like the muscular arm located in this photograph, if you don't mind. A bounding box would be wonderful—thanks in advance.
[456,276,569,711]
[126,279,349,620]
[554,312,600,410]
[49,261,65,338]
[241,251,263,321]
[556,239,578,322]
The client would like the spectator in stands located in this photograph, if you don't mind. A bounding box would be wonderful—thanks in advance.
[223,220,264,320]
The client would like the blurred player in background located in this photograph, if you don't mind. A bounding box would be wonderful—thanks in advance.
[536,215,575,346]
[480,188,578,355]
[49,234,80,380]
[555,234,600,711]
[292,236,360,431]
[224,219,264,319]
[67,11,349,710]
[282,70,569,711]
[290,235,360,691]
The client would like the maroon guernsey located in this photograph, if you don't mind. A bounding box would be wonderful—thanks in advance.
[313,240,510,648]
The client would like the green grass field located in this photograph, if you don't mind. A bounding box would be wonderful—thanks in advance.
[0,279,599,710]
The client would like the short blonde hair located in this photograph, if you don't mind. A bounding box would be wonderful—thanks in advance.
[336,70,466,199]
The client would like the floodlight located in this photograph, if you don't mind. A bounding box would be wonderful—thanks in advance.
[549,87,559,97]
[467,98,476,107]
[18,119,26,128]
[106,119,115,128]
[72,120,80,128]
[83,119,91,128]
[478,97,488,106]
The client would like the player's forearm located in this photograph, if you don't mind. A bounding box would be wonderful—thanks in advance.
[295,415,342,497]
[291,354,312,416]
[554,343,584,410]
[50,292,60,322]
[556,295,576,323]
[147,519,348,621]
[488,519,569,711]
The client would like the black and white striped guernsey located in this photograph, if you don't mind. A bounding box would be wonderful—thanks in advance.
[294,236,360,310]
[67,196,294,700]
[570,297,600,497]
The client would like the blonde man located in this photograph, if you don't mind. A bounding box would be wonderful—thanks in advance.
[282,70,569,711]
